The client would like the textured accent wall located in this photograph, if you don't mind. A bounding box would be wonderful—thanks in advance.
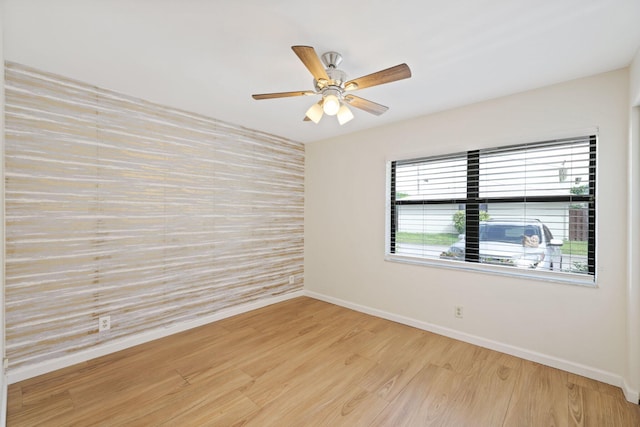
[4,62,304,370]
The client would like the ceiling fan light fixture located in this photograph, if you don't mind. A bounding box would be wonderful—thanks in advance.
[305,101,324,124]
[306,101,324,124]
[337,104,354,125]
[322,89,341,116]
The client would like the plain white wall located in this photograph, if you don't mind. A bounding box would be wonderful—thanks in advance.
[305,69,630,391]
[1,1,7,421]
[627,49,640,400]
[631,49,640,106]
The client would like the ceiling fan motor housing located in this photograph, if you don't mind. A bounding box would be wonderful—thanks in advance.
[321,51,343,68]
[314,68,347,92]
[314,52,347,93]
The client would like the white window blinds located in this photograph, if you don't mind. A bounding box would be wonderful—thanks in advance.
[390,136,596,281]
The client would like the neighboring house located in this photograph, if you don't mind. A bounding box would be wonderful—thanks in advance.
[397,202,582,241]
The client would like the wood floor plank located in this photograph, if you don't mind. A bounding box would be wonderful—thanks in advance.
[502,359,570,426]
[358,331,437,403]
[442,352,522,426]
[371,363,465,426]
[430,337,493,377]
[305,385,389,427]
[242,351,377,426]
[157,389,259,427]
[6,385,22,414]
[7,390,75,426]
[569,382,640,427]
[239,313,372,407]
[116,376,253,425]
[568,372,626,399]
[53,371,189,426]
[7,297,639,426]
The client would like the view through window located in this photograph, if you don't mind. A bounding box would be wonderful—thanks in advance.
[389,136,596,281]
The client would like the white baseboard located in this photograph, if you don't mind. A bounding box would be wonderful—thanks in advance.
[8,290,304,385]
[622,379,640,405]
[304,290,638,404]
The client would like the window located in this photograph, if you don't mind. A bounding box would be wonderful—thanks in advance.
[388,136,596,283]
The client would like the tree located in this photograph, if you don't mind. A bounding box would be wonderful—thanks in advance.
[453,210,490,234]
[570,185,588,195]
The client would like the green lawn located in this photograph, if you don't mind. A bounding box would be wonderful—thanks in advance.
[395,232,459,246]
[395,232,588,256]
[562,240,588,256]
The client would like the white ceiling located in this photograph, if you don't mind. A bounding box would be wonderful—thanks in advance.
[3,0,640,143]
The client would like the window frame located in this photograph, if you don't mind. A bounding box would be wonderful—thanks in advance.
[386,135,597,286]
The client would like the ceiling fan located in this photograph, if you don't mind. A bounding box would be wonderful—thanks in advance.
[252,45,412,125]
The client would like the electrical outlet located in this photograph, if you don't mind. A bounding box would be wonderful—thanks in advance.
[289,275,295,284]
[454,306,464,319]
[99,315,111,332]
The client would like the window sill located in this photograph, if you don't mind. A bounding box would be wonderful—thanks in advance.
[384,254,597,287]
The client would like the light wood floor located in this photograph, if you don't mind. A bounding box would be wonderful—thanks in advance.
[7,297,640,426]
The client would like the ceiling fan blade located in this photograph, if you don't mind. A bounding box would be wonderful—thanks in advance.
[343,95,389,116]
[344,63,411,91]
[252,91,316,100]
[291,46,330,82]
